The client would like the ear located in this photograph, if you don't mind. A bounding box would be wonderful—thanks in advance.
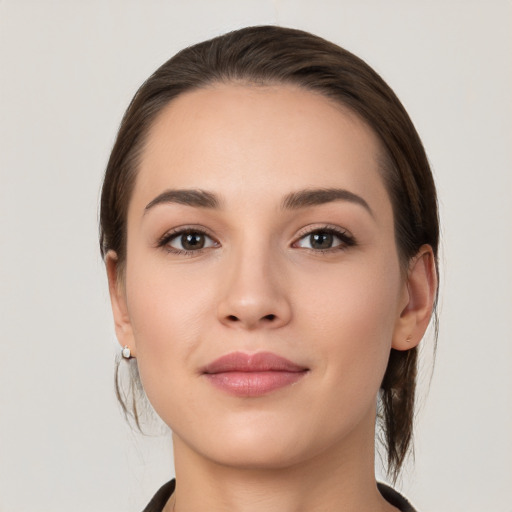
[392,244,437,351]
[106,251,136,357]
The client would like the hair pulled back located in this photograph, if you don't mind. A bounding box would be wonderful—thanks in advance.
[100,25,439,481]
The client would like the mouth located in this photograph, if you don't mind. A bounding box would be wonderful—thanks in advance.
[201,351,309,397]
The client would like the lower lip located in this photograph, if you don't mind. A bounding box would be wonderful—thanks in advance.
[204,371,307,397]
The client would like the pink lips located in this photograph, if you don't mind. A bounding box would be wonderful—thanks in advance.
[202,351,308,397]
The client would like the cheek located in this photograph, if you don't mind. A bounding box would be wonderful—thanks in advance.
[126,243,214,339]
[296,253,402,391]
[123,258,215,405]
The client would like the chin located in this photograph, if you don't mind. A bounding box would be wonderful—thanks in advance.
[173,411,347,472]
[203,437,311,471]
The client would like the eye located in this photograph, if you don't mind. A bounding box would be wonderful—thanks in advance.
[294,227,355,251]
[159,228,219,254]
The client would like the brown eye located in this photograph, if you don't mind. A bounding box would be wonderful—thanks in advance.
[309,232,333,249]
[295,228,354,251]
[166,230,217,252]
[181,232,205,250]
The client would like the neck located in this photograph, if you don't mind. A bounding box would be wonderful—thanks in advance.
[167,409,398,512]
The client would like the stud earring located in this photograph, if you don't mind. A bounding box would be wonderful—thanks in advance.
[406,335,412,343]
[122,346,132,359]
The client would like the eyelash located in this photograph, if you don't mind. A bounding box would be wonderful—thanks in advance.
[293,225,356,253]
[156,227,218,257]
[156,225,356,257]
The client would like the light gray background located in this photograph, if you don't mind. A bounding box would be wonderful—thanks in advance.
[1,1,511,511]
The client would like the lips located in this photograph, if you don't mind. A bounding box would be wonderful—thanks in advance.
[202,351,309,397]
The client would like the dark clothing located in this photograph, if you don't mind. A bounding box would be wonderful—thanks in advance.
[377,482,417,511]
[142,479,417,512]
[142,480,175,512]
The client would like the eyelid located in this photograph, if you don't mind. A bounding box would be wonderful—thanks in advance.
[294,223,352,239]
[292,224,356,251]
[156,225,220,255]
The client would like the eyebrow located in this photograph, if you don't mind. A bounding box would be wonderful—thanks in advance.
[144,187,372,216]
[280,188,373,216]
[145,189,221,212]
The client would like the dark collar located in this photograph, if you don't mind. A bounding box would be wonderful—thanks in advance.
[377,482,417,512]
[143,479,417,512]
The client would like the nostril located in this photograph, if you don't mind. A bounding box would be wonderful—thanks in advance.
[224,313,277,324]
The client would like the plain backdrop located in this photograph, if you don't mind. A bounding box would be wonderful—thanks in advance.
[1,1,511,511]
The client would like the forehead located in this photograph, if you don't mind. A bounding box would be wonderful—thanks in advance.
[132,83,391,219]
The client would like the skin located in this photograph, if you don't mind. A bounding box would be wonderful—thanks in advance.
[107,84,436,512]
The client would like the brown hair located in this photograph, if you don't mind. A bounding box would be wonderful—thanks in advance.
[100,25,439,481]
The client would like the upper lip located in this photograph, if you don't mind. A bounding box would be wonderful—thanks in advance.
[202,351,308,374]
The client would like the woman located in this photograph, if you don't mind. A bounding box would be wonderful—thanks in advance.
[100,26,438,512]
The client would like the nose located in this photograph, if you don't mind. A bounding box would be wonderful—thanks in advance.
[216,245,292,330]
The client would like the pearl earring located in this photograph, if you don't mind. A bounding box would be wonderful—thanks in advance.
[122,346,132,359]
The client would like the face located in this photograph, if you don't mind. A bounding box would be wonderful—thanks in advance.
[113,84,413,470]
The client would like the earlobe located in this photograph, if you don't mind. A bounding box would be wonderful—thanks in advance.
[392,245,437,351]
[106,251,136,357]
